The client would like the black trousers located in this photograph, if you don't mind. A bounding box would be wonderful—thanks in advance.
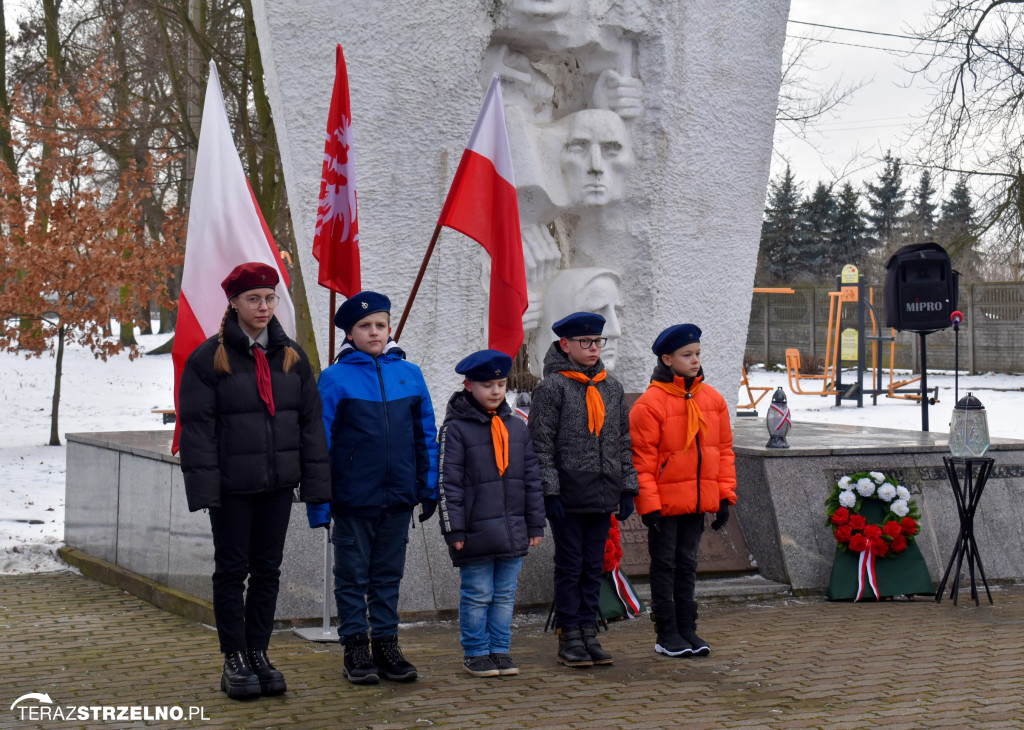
[647,513,704,618]
[550,512,611,630]
[208,488,293,653]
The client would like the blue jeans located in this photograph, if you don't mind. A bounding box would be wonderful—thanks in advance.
[459,557,523,657]
[332,509,411,640]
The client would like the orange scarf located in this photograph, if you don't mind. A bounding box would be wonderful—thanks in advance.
[489,411,509,476]
[649,379,707,450]
[559,370,607,436]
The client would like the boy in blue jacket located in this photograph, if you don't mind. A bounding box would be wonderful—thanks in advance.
[437,350,545,677]
[307,291,438,685]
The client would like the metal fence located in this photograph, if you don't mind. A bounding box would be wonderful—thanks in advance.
[745,282,1024,374]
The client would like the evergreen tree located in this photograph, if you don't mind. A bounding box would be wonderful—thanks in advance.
[829,182,869,274]
[905,170,938,242]
[758,165,803,283]
[938,175,981,279]
[798,181,835,280]
[864,152,907,259]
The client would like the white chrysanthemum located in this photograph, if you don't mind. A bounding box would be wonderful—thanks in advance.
[870,471,886,484]
[891,499,910,517]
[896,485,910,501]
[877,483,897,502]
[839,490,857,508]
[838,476,853,490]
[856,478,876,497]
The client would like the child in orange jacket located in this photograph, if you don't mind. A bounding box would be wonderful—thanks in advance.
[629,324,736,658]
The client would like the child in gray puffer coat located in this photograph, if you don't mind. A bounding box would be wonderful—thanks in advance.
[437,350,545,678]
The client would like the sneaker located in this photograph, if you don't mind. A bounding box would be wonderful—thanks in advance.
[489,653,519,676]
[342,633,379,685]
[654,632,693,658]
[464,655,500,677]
[680,629,710,656]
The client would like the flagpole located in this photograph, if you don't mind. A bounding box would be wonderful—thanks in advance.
[328,290,336,362]
[394,223,441,342]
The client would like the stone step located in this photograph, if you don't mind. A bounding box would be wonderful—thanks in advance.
[630,574,793,604]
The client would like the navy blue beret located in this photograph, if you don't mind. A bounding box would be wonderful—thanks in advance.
[455,349,512,381]
[334,291,391,331]
[652,324,702,357]
[552,312,606,338]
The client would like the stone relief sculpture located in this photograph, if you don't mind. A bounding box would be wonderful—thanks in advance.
[481,0,641,375]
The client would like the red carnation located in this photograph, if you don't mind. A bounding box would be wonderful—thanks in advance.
[831,507,850,525]
[850,514,867,530]
[883,521,902,537]
[834,525,852,543]
[864,524,883,540]
[848,534,868,552]
[891,534,908,553]
[871,540,889,557]
[900,517,918,536]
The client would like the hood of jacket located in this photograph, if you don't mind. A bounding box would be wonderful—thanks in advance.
[650,360,705,391]
[444,389,513,425]
[541,340,606,379]
[334,337,406,364]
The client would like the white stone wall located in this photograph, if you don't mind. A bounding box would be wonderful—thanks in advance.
[252,0,790,407]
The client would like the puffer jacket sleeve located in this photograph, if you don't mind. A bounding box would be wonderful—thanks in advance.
[178,348,221,512]
[527,377,563,496]
[714,393,738,505]
[523,429,546,539]
[307,364,343,528]
[296,350,330,504]
[617,384,639,496]
[437,421,467,545]
[629,395,664,516]
[412,371,439,501]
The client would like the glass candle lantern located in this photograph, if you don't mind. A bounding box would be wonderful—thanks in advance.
[949,393,990,458]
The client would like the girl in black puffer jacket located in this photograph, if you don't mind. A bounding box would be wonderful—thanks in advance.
[436,350,545,677]
[177,262,329,700]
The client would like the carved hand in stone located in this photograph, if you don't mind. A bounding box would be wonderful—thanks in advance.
[592,69,644,120]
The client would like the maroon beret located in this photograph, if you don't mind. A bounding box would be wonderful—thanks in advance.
[221,262,279,299]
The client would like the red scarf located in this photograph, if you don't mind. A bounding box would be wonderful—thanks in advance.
[253,345,275,416]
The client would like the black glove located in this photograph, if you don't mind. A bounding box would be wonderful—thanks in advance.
[616,494,635,521]
[545,496,565,522]
[641,510,662,531]
[418,498,437,523]
[711,500,730,531]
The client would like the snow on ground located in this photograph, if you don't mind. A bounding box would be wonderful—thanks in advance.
[0,332,174,574]
[1,333,1021,575]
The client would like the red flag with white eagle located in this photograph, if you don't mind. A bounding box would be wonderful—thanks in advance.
[437,74,527,357]
[170,61,295,454]
[312,44,361,297]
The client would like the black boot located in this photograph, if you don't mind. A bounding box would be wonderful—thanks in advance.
[580,623,613,665]
[372,635,418,682]
[556,627,594,668]
[247,648,287,695]
[220,650,261,700]
[653,608,692,657]
[678,599,710,656]
[342,633,379,685]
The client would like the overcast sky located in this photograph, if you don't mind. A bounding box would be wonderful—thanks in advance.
[772,0,944,192]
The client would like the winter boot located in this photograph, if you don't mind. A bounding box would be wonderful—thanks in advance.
[653,608,692,657]
[556,627,594,668]
[246,648,287,695]
[678,599,710,656]
[580,623,613,665]
[342,633,379,685]
[372,635,418,682]
[220,650,261,700]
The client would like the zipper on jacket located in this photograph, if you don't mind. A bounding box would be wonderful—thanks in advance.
[375,357,392,503]
[695,433,702,513]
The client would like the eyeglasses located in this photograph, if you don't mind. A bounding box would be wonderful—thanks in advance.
[241,294,279,309]
[569,337,607,349]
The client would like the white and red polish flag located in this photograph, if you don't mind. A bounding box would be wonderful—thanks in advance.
[171,60,295,453]
[312,44,361,297]
[437,74,527,357]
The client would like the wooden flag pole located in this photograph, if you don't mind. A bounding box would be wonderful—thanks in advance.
[328,290,336,362]
[394,223,442,342]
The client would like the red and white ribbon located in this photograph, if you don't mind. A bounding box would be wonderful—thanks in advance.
[611,567,641,618]
[854,538,880,602]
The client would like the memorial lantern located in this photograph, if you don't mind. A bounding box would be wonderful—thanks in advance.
[948,393,990,458]
[765,387,791,449]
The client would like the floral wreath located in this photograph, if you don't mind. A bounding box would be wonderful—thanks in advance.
[824,471,920,560]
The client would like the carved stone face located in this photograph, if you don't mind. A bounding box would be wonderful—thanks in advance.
[577,274,623,371]
[534,268,623,374]
[559,110,633,208]
[509,0,572,20]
